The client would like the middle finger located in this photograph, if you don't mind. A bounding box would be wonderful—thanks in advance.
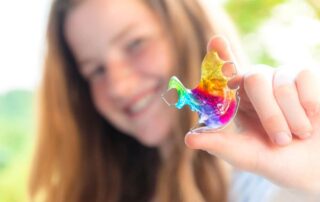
[273,69,312,139]
[244,66,292,146]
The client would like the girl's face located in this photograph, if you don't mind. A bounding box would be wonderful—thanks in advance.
[65,0,176,146]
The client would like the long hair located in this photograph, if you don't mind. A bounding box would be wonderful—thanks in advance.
[29,0,228,201]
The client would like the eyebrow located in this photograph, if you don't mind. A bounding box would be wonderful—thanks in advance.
[78,22,139,67]
[109,22,139,45]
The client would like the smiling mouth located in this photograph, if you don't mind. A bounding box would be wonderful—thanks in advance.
[124,84,162,118]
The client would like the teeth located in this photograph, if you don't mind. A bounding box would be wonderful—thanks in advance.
[130,93,154,114]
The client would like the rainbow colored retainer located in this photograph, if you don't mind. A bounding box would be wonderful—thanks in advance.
[163,51,240,130]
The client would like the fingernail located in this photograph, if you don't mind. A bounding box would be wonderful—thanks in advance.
[186,131,199,136]
[274,132,292,146]
[206,150,215,155]
[299,132,312,139]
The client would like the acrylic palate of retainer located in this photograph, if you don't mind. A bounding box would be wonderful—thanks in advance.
[162,51,240,133]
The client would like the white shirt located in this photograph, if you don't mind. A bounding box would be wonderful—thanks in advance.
[229,170,320,202]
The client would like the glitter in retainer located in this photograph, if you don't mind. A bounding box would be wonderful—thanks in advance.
[162,51,240,131]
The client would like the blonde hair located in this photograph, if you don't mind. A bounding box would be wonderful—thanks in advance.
[30,0,230,201]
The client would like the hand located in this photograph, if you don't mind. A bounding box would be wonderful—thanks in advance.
[185,36,320,193]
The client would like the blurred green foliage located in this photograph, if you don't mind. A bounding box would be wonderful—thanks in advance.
[225,0,287,34]
[225,0,320,66]
[307,0,320,18]
[0,90,34,202]
[224,0,287,66]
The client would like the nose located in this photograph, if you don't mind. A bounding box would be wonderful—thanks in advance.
[106,56,137,101]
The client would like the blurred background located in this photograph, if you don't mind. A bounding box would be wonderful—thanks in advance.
[0,0,319,201]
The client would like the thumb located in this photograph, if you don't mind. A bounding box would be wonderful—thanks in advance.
[185,130,262,171]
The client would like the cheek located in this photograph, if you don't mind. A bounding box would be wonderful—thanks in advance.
[136,41,176,78]
[90,83,114,118]
[90,83,135,134]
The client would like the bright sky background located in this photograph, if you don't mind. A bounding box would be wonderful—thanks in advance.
[244,0,320,68]
[0,0,319,94]
[0,0,49,94]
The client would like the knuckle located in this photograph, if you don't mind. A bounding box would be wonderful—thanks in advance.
[301,100,320,117]
[244,73,267,90]
[297,69,313,80]
[274,84,294,98]
[263,114,288,134]
[245,72,264,84]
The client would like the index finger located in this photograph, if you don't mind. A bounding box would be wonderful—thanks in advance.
[207,36,240,84]
[207,36,235,62]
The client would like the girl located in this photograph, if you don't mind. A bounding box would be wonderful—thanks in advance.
[30,0,320,201]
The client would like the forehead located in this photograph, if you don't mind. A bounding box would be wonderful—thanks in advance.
[64,0,159,50]
[67,0,151,30]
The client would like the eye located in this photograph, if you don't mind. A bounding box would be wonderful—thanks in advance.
[87,65,105,82]
[126,37,147,55]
